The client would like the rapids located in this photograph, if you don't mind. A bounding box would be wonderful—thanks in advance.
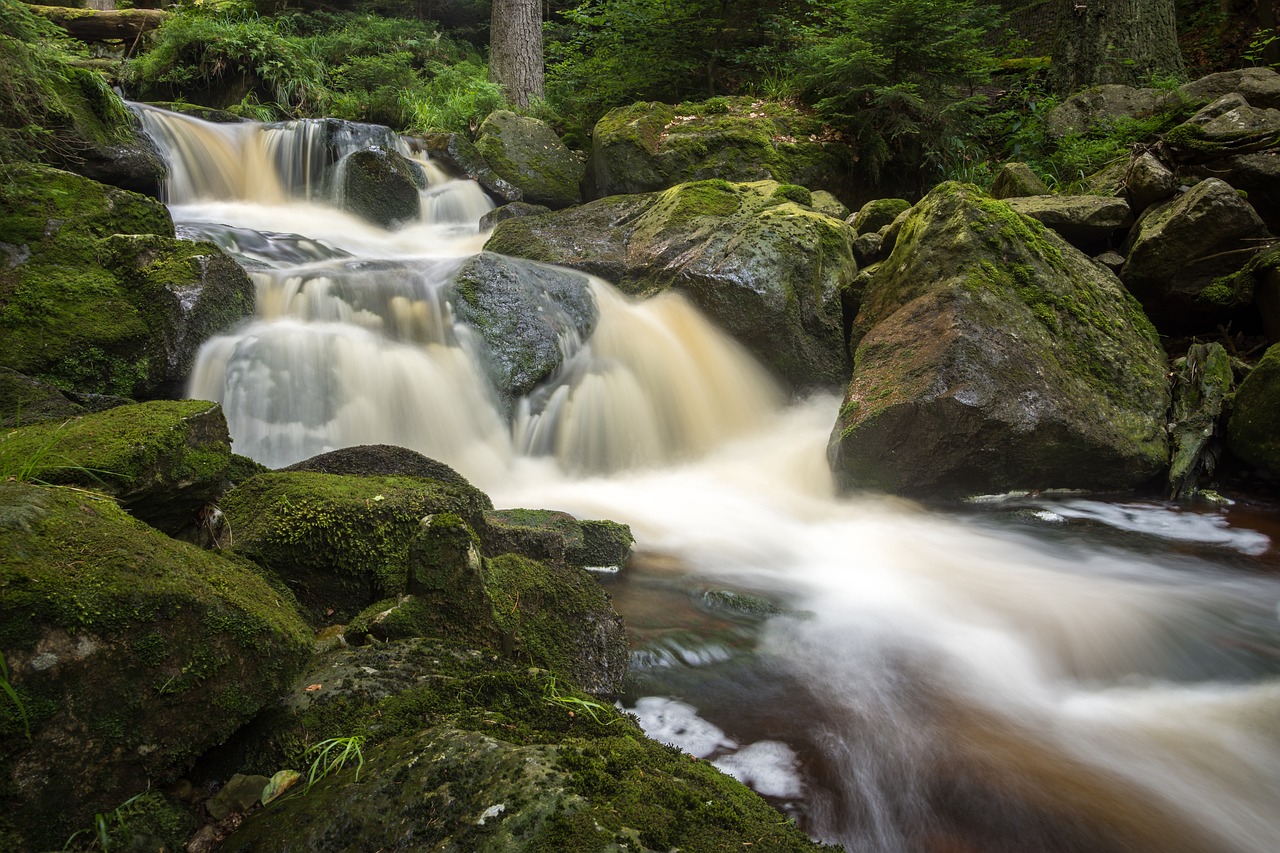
[138,105,1280,852]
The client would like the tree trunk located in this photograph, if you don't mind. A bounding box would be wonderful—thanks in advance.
[28,6,166,43]
[490,0,544,108]
[1050,0,1186,95]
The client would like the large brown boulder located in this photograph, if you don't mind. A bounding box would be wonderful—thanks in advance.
[828,182,1169,499]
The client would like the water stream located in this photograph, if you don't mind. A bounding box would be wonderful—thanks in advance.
[138,106,1280,852]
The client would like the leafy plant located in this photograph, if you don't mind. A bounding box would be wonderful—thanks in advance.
[0,653,30,739]
[63,790,148,852]
[539,672,615,725]
[302,735,365,792]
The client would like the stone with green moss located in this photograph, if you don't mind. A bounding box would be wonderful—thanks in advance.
[485,179,856,388]
[1168,343,1233,499]
[484,508,633,570]
[221,471,493,625]
[1120,177,1271,334]
[848,198,911,236]
[417,130,523,203]
[588,97,853,205]
[829,182,1169,499]
[212,639,833,853]
[1003,194,1133,251]
[0,164,253,398]
[474,111,585,209]
[0,368,86,427]
[338,147,425,229]
[990,162,1050,199]
[447,252,598,404]
[0,481,312,850]
[810,190,849,220]
[0,399,232,533]
[1227,343,1280,478]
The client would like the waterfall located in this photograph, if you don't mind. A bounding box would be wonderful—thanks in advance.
[138,106,1280,853]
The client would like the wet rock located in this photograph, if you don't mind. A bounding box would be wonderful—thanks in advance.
[415,130,523,203]
[284,444,472,487]
[588,97,853,202]
[1121,178,1272,333]
[1003,194,1133,251]
[1168,343,1233,499]
[0,399,233,534]
[447,252,598,403]
[1227,342,1280,478]
[474,111,584,209]
[0,481,311,850]
[222,471,493,624]
[338,147,425,229]
[483,508,633,570]
[990,162,1049,199]
[485,179,856,389]
[849,197,912,235]
[829,182,1169,499]
[479,201,550,231]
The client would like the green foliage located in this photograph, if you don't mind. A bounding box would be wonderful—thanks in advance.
[796,0,1002,187]
[0,653,30,740]
[128,8,505,131]
[538,672,615,725]
[302,736,366,792]
[62,790,190,853]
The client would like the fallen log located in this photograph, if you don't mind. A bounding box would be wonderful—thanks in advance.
[27,5,167,43]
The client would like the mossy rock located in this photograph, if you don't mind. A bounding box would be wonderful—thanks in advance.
[848,197,911,236]
[416,130,523,203]
[221,471,493,625]
[829,182,1169,499]
[0,399,233,533]
[989,162,1050,200]
[484,508,633,570]
[0,368,87,427]
[474,111,584,209]
[1227,342,1280,478]
[588,97,854,205]
[447,252,598,404]
[0,481,312,849]
[1168,342,1233,498]
[485,179,856,389]
[282,444,472,488]
[212,639,831,853]
[0,164,253,398]
[338,147,424,229]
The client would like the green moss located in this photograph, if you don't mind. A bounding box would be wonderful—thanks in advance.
[1228,343,1280,476]
[772,183,813,207]
[592,101,676,153]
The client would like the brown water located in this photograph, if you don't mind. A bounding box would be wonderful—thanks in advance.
[138,105,1280,853]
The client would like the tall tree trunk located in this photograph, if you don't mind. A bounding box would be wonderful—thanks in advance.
[1050,0,1186,95]
[490,0,544,108]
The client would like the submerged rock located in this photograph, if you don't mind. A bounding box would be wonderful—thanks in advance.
[474,111,584,208]
[0,481,312,850]
[829,182,1169,499]
[0,399,233,534]
[588,97,853,202]
[447,252,598,403]
[485,179,856,388]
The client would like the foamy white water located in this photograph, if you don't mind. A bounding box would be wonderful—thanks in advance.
[139,106,1280,852]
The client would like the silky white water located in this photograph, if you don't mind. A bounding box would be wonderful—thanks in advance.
[142,106,1280,852]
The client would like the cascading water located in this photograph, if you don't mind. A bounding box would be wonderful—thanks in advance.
[140,106,1280,853]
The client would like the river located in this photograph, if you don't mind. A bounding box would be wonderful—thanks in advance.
[136,105,1280,853]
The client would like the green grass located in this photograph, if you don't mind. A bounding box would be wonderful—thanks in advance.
[303,736,366,792]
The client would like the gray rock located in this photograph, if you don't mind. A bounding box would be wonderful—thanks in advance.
[1177,67,1280,110]
[479,201,550,231]
[811,190,850,219]
[1044,85,1165,137]
[414,130,523,203]
[1168,343,1232,499]
[1124,151,1177,210]
[853,231,884,266]
[1004,195,1133,250]
[829,183,1169,499]
[1195,102,1280,141]
[284,444,472,487]
[850,197,912,235]
[337,147,425,229]
[448,252,598,402]
[484,180,856,389]
[1184,93,1250,126]
[475,111,584,209]
[1094,251,1126,274]
[1121,178,1272,331]
[990,162,1049,199]
[207,774,271,820]
[1185,150,1280,234]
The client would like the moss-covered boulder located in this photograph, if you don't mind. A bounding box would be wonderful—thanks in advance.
[1227,342,1280,478]
[0,481,312,850]
[990,162,1050,199]
[447,252,598,403]
[0,163,254,398]
[221,471,493,624]
[1003,194,1133,251]
[0,399,233,533]
[1043,84,1168,137]
[485,179,856,388]
[1168,343,1233,499]
[848,197,912,236]
[1120,177,1272,333]
[282,444,472,487]
[478,200,550,231]
[0,368,90,427]
[415,130,523,203]
[337,147,425,229]
[588,97,854,204]
[474,111,584,209]
[212,639,830,853]
[829,182,1169,499]
[484,508,634,570]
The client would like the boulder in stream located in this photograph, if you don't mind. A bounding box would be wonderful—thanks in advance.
[828,182,1169,499]
[474,111,584,209]
[484,179,856,388]
[1227,342,1280,479]
[338,147,425,229]
[0,480,312,850]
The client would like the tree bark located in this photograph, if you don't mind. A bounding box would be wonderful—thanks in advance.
[28,6,166,43]
[490,0,544,108]
[1050,0,1186,95]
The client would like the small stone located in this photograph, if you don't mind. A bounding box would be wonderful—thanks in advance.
[207,774,272,821]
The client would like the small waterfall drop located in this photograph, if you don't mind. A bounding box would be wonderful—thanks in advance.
[136,106,1280,853]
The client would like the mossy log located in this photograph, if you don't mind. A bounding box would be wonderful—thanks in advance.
[27,6,167,43]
